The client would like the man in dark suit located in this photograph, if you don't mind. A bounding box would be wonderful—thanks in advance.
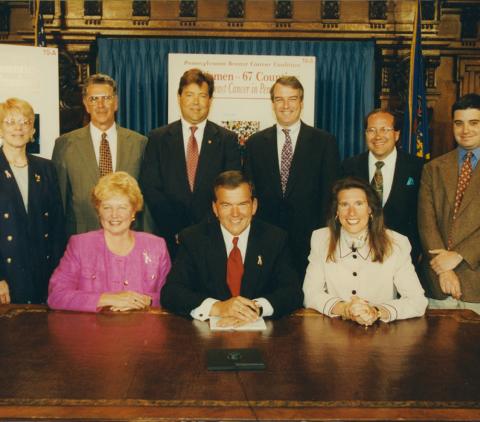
[245,76,339,278]
[52,73,148,237]
[341,109,424,263]
[418,94,480,313]
[161,171,303,324]
[140,69,241,256]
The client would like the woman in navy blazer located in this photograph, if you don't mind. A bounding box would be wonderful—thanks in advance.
[0,98,65,304]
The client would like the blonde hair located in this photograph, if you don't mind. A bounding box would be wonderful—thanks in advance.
[0,98,35,123]
[91,171,144,213]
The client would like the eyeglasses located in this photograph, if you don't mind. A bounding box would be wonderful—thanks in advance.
[3,118,32,127]
[365,127,395,136]
[86,95,115,104]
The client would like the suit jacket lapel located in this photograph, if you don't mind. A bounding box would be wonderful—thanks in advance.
[440,152,459,211]
[241,221,263,297]
[263,126,283,197]
[168,121,191,194]
[72,127,100,185]
[284,123,307,197]
[0,149,28,221]
[206,221,230,298]
[457,159,480,217]
[195,121,217,193]
[359,152,370,181]
[116,125,132,171]
[385,151,405,209]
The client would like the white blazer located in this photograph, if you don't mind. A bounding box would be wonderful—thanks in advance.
[303,228,427,321]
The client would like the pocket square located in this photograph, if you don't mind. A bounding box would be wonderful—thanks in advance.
[406,177,415,186]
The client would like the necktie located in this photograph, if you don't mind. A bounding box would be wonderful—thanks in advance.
[227,237,243,297]
[280,128,293,194]
[448,152,474,249]
[186,126,199,191]
[371,161,385,203]
[99,132,113,177]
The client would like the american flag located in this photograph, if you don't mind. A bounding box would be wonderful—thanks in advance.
[34,0,47,47]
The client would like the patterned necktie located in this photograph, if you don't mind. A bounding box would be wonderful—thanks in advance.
[280,128,293,194]
[448,152,474,249]
[371,161,385,203]
[227,237,243,297]
[99,132,113,177]
[186,126,199,191]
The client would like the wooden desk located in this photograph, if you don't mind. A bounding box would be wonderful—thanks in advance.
[0,306,479,421]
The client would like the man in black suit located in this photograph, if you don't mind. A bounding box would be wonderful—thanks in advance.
[161,171,303,325]
[245,76,340,278]
[341,109,424,262]
[140,69,241,256]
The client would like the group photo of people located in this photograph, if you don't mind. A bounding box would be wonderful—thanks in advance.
[1,68,479,325]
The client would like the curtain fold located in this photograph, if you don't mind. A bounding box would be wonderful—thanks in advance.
[98,37,374,159]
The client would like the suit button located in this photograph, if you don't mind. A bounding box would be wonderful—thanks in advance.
[124,280,129,286]
[3,213,9,219]
[352,254,357,259]
[353,272,357,276]
[44,212,49,217]
[44,233,49,238]
[6,257,12,264]
[7,235,13,241]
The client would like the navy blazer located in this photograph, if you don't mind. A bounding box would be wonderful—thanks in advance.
[245,121,340,277]
[340,149,424,262]
[0,148,65,303]
[140,120,241,255]
[161,219,303,319]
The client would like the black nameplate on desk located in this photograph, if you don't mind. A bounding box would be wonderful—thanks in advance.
[207,348,265,371]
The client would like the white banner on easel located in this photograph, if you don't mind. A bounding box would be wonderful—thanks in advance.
[0,44,59,159]
[168,53,316,144]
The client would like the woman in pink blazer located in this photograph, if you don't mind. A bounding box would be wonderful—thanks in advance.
[48,171,171,312]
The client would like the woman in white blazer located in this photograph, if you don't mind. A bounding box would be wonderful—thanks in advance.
[303,177,427,325]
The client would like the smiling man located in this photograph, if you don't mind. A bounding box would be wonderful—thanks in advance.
[52,73,147,237]
[340,109,424,263]
[245,76,339,278]
[140,69,241,257]
[418,94,480,313]
[160,171,303,323]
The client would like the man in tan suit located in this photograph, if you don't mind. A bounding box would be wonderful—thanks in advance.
[418,93,480,313]
[52,74,147,237]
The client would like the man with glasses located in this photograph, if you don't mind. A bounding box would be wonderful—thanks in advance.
[52,73,147,237]
[341,109,424,263]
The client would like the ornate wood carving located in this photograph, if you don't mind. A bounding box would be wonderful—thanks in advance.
[457,57,480,96]
[84,0,102,17]
[227,0,244,19]
[179,0,197,18]
[421,0,436,21]
[322,1,339,20]
[369,1,387,21]
[40,0,55,15]
[460,6,480,40]
[275,1,293,20]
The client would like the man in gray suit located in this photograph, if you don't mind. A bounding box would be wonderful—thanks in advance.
[418,93,480,314]
[52,73,147,237]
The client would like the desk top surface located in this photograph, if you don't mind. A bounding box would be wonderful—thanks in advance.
[0,306,479,421]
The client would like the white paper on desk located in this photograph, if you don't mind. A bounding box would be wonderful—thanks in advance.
[209,317,267,331]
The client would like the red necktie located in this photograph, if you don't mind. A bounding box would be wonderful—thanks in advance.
[186,126,199,191]
[449,151,474,248]
[99,132,113,177]
[227,237,243,297]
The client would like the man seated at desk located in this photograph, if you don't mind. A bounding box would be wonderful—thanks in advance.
[161,170,303,326]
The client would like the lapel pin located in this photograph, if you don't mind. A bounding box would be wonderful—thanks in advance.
[35,174,41,183]
[4,170,12,179]
[143,250,152,264]
[257,255,263,266]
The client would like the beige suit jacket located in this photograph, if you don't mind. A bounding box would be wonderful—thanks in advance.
[418,149,480,302]
[52,125,147,237]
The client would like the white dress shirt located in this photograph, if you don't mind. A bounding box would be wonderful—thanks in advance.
[303,227,427,322]
[181,118,207,158]
[276,120,301,170]
[368,148,397,206]
[190,224,273,321]
[89,123,118,171]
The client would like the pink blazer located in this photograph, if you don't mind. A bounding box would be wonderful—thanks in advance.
[48,230,171,312]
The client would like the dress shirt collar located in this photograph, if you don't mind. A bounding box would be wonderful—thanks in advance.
[276,119,301,141]
[181,118,207,154]
[457,146,480,171]
[89,122,118,170]
[220,223,251,263]
[368,147,397,173]
[338,227,370,260]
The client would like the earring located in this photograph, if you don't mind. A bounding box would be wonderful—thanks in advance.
[335,214,339,221]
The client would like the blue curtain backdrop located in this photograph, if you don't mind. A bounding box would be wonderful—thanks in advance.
[98,38,375,159]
